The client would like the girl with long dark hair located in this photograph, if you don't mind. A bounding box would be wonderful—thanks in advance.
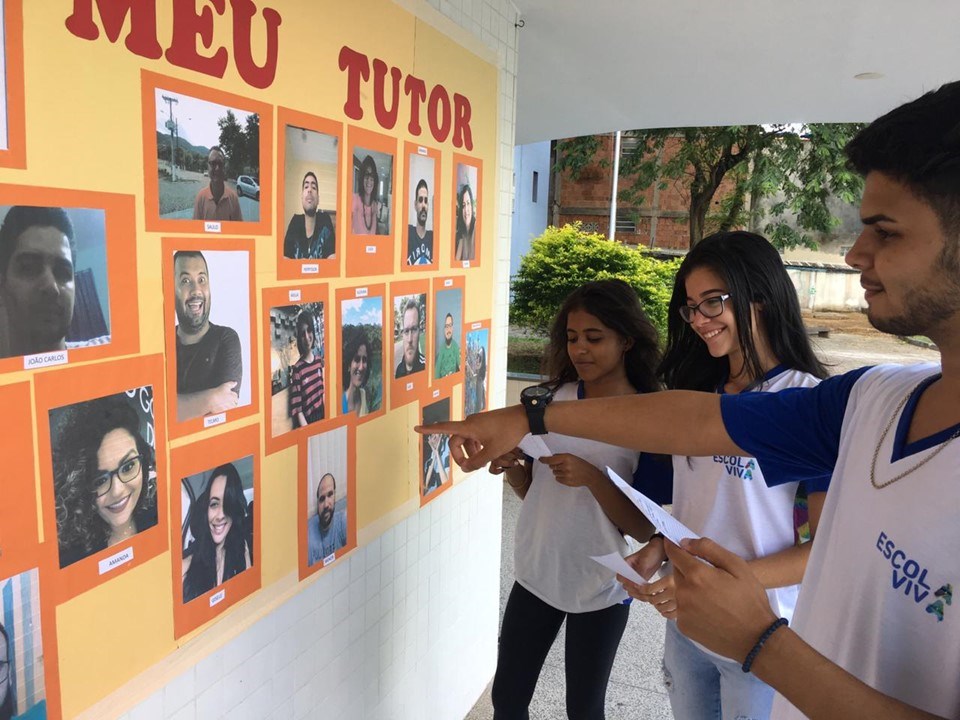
[488,279,670,719]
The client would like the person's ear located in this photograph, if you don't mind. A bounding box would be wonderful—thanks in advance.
[623,337,634,352]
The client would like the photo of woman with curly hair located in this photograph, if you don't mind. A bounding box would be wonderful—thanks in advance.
[181,461,252,604]
[50,390,158,569]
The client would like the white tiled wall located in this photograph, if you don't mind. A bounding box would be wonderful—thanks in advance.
[119,1,520,719]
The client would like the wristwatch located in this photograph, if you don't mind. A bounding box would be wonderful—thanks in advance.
[520,385,553,435]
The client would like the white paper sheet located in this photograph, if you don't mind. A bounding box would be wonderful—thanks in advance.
[517,433,551,460]
[590,552,647,585]
[606,467,701,545]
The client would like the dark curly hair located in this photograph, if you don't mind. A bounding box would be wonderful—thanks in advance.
[52,393,157,569]
[658,231,828,392]
[358,155,379,203]
[341,326,370,389]
[544,279,661,394]
[182,463,249,604]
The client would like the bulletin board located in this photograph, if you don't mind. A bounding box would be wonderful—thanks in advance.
[0,1,499,717]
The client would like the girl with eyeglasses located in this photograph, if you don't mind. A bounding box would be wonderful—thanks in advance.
[626,231,828,720]
[488,280,671,720]
[52,393,159,569]
[351,155,382,235]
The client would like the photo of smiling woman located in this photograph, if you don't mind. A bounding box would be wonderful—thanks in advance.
[340,295,383,417]
[181,458,253,604]
[50,389,158,569]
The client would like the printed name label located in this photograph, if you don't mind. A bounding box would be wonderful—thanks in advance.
[289,289,302,302]
[322,553,336,566]
[471,322,482,330]
[365,245,377,254]
[98,547,134,575]
[462,260,470,268]
[302,264,319,274]
[204,413,226,428]
[432,389,440,398]
[24,350,68,369]
[444,279,453,287]
[406,382,414,391]
[355,287,369,297]
[209,589,226,607]
[417,146,428,156]
[204,221,222,233]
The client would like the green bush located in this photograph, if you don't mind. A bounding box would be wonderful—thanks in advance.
[511,223,680,337]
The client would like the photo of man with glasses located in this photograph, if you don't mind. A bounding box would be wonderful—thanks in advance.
[49,388,158,569]
[395,295,426,378]
[193,147,243,222]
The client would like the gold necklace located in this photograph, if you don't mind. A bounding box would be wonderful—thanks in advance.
[870,382,960,489]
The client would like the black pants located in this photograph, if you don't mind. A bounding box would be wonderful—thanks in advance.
[491,582,630,720]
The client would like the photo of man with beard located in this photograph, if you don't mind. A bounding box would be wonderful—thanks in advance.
[173,250,242,421]
[283,171,335,260]
[307,472,347,564]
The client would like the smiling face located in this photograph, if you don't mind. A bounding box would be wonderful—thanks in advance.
[316,474,336,531]
[94,428,143,535]
[301,174,319,215]
[174,254,211,339]
[362,171,376,199]
[207,474,233,548]
[1,225,75,354]
[846,171,960,339]
[402,306,420,368]
[349,343,369,389]
[461,189,473,227]
[566,308,629,385]
[684,265,743,363]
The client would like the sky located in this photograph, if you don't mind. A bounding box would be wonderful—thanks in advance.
[154,88,255,149]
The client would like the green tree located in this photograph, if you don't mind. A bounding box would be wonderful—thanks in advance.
[556,124,866,249]
[217,110,247,179]
[244,113,260,177]
[511,223,679,337]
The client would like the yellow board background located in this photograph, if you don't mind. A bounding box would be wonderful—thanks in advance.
[0,1,498,716]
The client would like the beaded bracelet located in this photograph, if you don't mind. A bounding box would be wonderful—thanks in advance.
[741,617,788,673]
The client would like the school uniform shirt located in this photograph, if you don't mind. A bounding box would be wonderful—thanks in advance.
[514,382,673,614]
[722,363,960,719]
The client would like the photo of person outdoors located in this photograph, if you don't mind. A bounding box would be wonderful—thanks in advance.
[393,294,426,378]
[282,125,338,260]
[0,568,46,720]
[406,153,435,265]
[172,249,252,422]
[340,296,383,416]
[268,302,324,437]
[0,205,111,359]
[454,163,478,262]
[351,150,392,236]
[421,398,451,498]
[465,327,489,416]
[153,89,260,222]
[181,458,254,604]
[305,426,349,566]
[434,288,462,379]
[49,388,158,569]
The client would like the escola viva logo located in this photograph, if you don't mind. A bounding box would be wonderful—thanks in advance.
[876,531,953,622]
[713,456,756,480]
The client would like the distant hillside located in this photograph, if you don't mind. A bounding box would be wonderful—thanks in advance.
[156,131,210,158]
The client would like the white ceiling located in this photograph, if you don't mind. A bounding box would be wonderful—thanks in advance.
[513,0,960,144]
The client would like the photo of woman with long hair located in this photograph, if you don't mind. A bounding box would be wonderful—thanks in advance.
[341,326,371,417]
[351,154,386,236]
[181,462,252,604]
[51,391,158,569]
[454,182,476,261]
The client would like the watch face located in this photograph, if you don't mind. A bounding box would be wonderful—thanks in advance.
[523,386,551,400]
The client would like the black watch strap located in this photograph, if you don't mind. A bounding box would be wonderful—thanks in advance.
[526,401,548,435]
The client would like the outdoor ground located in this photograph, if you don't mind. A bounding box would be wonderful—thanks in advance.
[471,317,940,720]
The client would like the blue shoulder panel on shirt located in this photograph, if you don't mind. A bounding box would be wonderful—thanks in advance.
[719,366,872,491]
[632,453,674,505]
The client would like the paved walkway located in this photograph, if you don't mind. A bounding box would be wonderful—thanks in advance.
[466,332,940,719]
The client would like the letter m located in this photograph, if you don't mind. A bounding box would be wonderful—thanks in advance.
[65,0,162,59]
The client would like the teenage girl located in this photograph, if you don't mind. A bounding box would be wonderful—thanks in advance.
[624,231,829,720]
[489,279,670,720]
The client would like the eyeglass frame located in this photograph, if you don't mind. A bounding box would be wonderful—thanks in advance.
[91,453,144,498]
[679,293,732,323]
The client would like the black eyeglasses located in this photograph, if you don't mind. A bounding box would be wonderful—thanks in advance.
[679,294,731,323]
[92,454,143,497]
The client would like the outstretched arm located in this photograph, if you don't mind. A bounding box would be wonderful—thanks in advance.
[666,538,946,720]
[415,391,743,472]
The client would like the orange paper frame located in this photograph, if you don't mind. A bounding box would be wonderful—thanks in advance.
[0,0,26,169]
[0,186,140,375]
[276,108,343,280]
[261,283,333,455]
[0,383,39,577]
[389,278,430,410]
[400,141,441,272]
[34,355,168,604]
[169,424,262,639]
[140,70,273,236]
[345,127,396,277]
[334,283,387,424]
[450,154,483,269]
[162,237,259,440]
[297,419,357,581]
